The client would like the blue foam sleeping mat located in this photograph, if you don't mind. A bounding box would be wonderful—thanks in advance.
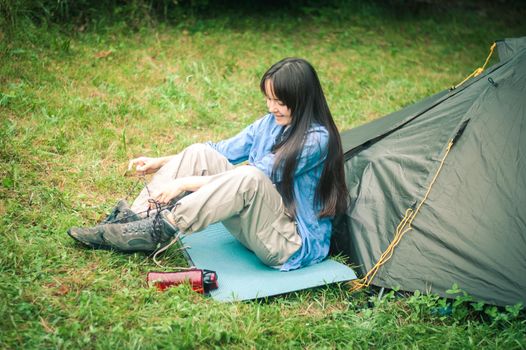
[180,222,357,302]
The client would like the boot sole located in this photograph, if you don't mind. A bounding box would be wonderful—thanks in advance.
[67,229,113,251]
[67,229,156,254]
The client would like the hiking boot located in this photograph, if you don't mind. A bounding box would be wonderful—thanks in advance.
[68,209,178,252]
[101,199,141,224]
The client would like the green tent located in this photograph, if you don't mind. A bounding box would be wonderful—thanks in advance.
[332,37,526,306]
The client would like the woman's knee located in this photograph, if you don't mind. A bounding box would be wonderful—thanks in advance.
[230,166,272,191]
[181,143,209,155]
[183,143,227,162]
[234,166,268,182]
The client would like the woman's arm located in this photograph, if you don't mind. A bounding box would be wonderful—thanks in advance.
[206,116,264,164]
[152,175,212,205]
[127,155,175,174]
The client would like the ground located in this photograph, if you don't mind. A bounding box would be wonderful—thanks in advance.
[1,2,525,348]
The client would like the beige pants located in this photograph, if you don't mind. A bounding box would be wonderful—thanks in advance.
[131,144,302,266]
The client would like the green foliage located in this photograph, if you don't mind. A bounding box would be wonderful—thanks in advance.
[1,0,163,26]
[445,283,525,324]
[1,2,526,349]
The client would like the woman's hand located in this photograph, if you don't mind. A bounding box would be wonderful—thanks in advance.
[151,179,187,206]
[128,156,167,175]
[150,176,212,206]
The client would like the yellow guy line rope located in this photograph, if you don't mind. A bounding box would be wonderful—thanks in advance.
[452,42,496,90]
[351,139,454,292]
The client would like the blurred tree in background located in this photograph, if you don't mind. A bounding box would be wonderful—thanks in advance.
[2,0,525,34]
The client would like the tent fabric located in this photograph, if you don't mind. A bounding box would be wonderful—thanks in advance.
[496,37,526,62]
[332,37,526,306]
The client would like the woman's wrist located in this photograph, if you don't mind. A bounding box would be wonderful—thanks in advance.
[158,155,175,167]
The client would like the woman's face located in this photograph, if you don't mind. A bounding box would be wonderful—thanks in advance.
[265,80,292,126]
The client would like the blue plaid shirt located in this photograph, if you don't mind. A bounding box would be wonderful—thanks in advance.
[206,113,332,271]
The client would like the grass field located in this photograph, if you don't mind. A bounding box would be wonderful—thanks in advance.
[1,2,526,348]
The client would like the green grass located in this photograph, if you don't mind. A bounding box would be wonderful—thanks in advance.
[1,3,526,349]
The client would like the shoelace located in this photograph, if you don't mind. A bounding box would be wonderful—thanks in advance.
[147,198,165,244]
[119,173,191,268]
[144,198,187,268]
[152,232,184,268]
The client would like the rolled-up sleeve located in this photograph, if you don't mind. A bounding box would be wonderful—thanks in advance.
[206,122,257,165]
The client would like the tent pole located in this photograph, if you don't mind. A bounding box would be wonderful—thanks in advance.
[378,287,385,300]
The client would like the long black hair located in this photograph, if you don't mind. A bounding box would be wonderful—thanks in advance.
[260,57,348,218]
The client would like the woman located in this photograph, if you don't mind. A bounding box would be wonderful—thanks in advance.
[68,57,348,271]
